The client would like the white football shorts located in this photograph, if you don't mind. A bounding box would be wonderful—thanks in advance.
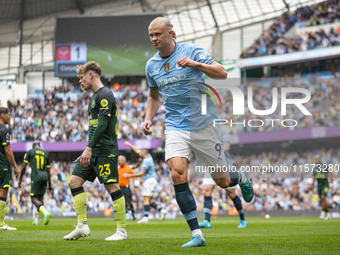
[165,125,228,179]
[142,177,158,197]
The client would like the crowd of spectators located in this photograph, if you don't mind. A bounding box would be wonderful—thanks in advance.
[6,74,340,141]
[10,147,340,217]
[113,85,166,140]
[8,88,90,142]
[217,75,340,134]
[307,0,340,26]
[7,84,166,142]
[240,0,340,58]
[241,27,340,58]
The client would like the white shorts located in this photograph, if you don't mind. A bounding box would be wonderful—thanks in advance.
[165,125,228,179]
[202,171,235,190]
[142,177,158,197]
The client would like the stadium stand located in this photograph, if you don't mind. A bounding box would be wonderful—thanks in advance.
[11,147,339,216]
[6,74,340,141]
[1,1,339,254]
[240,0,340,58]
[0,0,338,221]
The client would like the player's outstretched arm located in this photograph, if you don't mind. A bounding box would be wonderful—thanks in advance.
[128,169,146,178]
[143,89,161,135]
[177,58,227,79]
[125,141,142,156]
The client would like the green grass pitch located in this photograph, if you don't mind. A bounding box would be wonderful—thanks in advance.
[0,217,339,254]
[87,45,156,75]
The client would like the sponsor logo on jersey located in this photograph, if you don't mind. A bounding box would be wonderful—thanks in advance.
[100,99,108,107]
[100,99,109,110]
[156,74,186,87]
[89,119,98,127]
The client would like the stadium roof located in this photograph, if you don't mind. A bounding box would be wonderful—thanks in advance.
[0,0,325,76]
[0,0,112,23]
[0,0,325,46]
[168,0,325,41]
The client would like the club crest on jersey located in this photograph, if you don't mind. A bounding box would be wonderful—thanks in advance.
[91,100,96,108]
[164,63,170,72]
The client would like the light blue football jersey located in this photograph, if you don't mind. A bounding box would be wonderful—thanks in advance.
[146,42,219,131]
[142,153,156,180]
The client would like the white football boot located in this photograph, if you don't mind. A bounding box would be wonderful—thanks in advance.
[160,209,168,221]
[324,212,331,220]
[319,211,326,219]
[63,224,90,240]
[138,217,149,223]
[105,229,127,241]
[0,224,17,230]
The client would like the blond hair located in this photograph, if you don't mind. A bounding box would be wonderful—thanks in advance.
[149,17,176,41]
[77,61,102,76]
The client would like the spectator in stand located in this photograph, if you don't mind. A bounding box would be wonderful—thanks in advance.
[15,148,340,218]
[6,75,340,140]
[241,0,340,58]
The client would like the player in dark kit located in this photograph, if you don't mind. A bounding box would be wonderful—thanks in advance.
[313,154,331,220]
[63,61,126,241]
[18,141,52,225]
[0,107,19,230]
